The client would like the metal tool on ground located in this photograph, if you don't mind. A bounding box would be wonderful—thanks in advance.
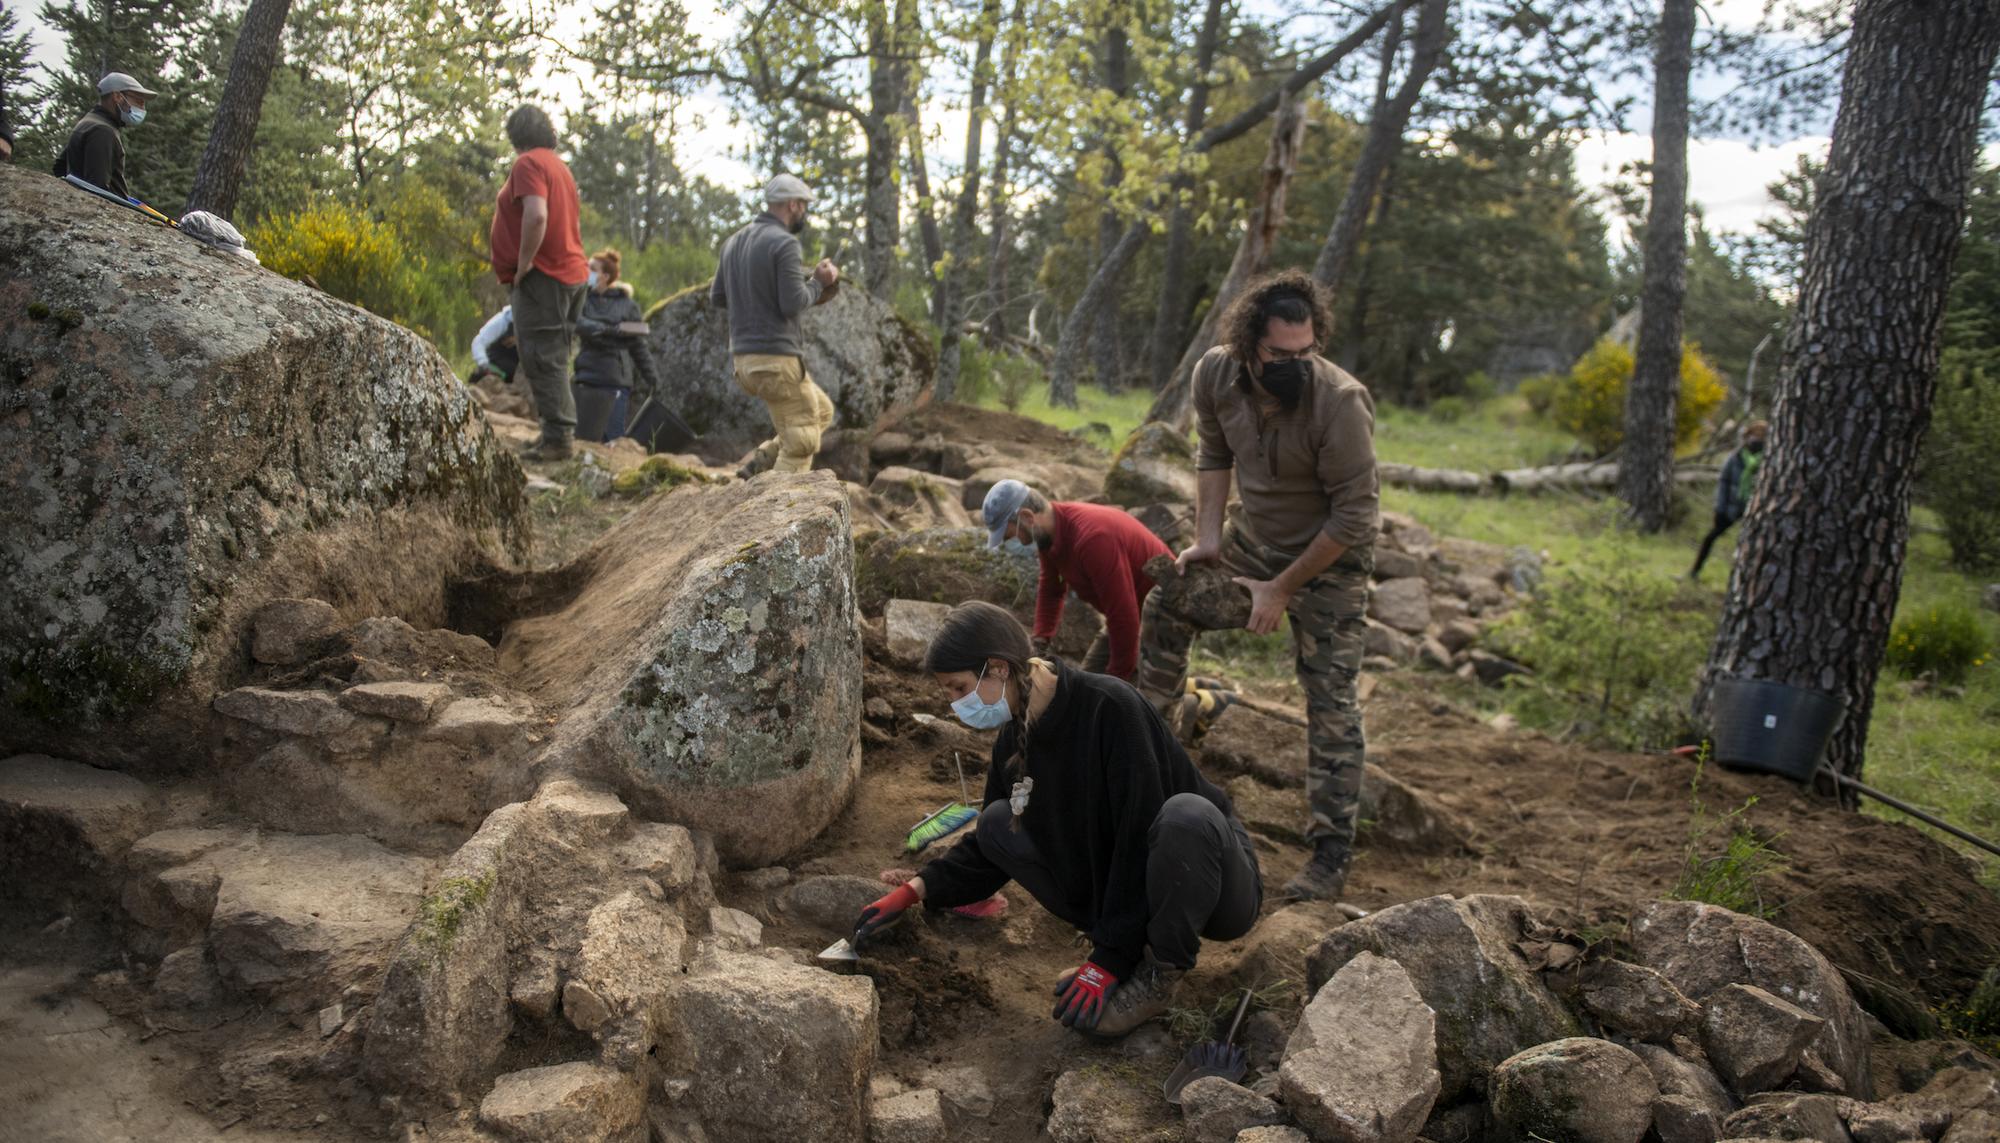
[1163,987,1255,1105]
[904,751,977,852]
[816,937,859,963]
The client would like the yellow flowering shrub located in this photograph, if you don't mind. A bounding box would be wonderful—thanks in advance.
[1549,337,1727,455]
[250,202,431,335]
[1885,602,1992,685]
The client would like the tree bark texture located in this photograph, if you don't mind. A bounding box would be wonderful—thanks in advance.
[1048,223,1148,407]
[1144,93,1310,429]
[1309,0,1447,290]
[861,0,912,300]
[1619,0,1695,533]
[935,0,1002,402]
[1698,0,2000,794]
[904,92,946,310]
[183,0,294,219]
[1144,0,1226,392]
[982,9,1022,348]
[1090,20,1131,392]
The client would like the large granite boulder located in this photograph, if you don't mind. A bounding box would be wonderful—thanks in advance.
[0,164,526,768]
[1306,895,1580,1101]
[1488,1038,1658,1143]
[1281,951,1441,1143]
[1103,422,1197,507]
[505,474,863,867]
[644,281,935,457]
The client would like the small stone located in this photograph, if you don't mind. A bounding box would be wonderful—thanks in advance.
[1579,958,1701,1043]
[709,906,764,950]
[153,945,221,1007]
[319,1002,345,1037]
[777,875,884,930]
[1489,1037,1658,1143]
[869,1088,946,1143]
[1369,577,1433,634]
[739,866,791,891]
[250,598,341,665]
[562,980,613,1032]
[1702,983,1826,1094]
[511,949,559,1020]
[1419,635,1455,671]
[339,681,453,723]
[535,780,630,843]
[1177,1076,1282,1143]
[884,599,955,667]
[1467,649,1531,686]
[865,697,895,722]
[920,1065,993,1120]
[212,686,357,737]
[1362,619,1418,663]
[1282,951,1441,1142]
[1371,548,1426,581]
[615,822,697,892]
[1236,1129,1309,1143]
[1718,1093,1851,1141]
[1438,618,1481,654]
[1652,1093,1724,1143]
[1845,1104,1930,1143]
[477,1062,643,1143]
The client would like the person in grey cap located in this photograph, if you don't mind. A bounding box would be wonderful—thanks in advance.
[983,478,1171,683]
[710,174,842,475]
[54,72,157,199]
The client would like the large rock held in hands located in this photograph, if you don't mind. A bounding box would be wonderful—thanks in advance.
[0,164,526,767]
[645,281,935,456]
[505,475,863,868]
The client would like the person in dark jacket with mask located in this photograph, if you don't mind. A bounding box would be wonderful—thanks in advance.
[849,601,1262,1040]
[572,247,664,441]
[54,72,156,199]
[1690,420,1769,580]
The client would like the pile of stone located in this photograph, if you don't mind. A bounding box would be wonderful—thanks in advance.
[1047,892,2000,1143]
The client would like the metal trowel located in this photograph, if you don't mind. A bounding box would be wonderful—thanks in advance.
[817,938,859,963]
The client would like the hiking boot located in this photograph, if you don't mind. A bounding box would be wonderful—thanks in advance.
[521,437,574,462]
[1087,956,1184,1040]
[734,440,778,480]
[1282,838,1352,903]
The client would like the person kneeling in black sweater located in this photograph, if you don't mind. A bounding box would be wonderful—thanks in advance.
[850,601,1263,1038]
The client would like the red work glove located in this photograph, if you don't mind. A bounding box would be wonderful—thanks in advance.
[853,882,921,950]
[1052,962,1118,1030]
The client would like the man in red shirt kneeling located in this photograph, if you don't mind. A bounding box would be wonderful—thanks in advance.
[981,479,1171,683]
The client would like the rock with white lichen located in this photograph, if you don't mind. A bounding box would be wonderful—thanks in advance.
[0,163,526,770]
[505,474,863,867]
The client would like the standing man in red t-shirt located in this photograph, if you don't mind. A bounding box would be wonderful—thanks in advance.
[981,479,1171,682]
[490,105,590,460]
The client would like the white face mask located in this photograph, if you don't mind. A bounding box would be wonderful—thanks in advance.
[950,664,1011,730]
[118,98,146,127]
[587,270,601,289]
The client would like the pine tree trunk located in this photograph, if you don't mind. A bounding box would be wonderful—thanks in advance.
[1620,0,1695,533]
[183,0,293,219]
[1309,0,1447,290]
[905,92,946,317]
[982,9,1022,349]
[1145,93,1310,428]
[935,0,1002,403]
[861,0,910,301]
[1048,223,1147,407]
[1143,0,1225,392]
[1696,0,2000,796]
[1087,19,1131,392]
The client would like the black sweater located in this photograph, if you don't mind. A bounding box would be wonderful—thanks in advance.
[917,659,1235,979]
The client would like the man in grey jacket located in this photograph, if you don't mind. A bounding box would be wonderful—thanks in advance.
[710,174,841,474]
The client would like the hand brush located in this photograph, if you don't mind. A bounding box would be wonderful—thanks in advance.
[904,751,978,852]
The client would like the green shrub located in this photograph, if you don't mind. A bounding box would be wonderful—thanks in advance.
[621,240,720,310]
[1547,338,1727,456]
[1924,357,2000,571]
[993,352,1039,413]
[1461,370,1499,404]
[1518,372,1561,417]
[1487,546,1718,750]
[1939,965,2000,1054]
[253,202,428,326]
[1885,601,1991,684]
[1672,757,1786,918]
[1428,395,1469,423]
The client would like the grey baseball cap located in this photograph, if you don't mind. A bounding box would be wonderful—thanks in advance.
[98,72,158,97]
[763,174,813,205]
[981,479,1032,550]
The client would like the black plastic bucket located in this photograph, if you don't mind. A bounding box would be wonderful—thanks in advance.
[1709,677,1847,783]
[572,383,623,443]
[626,398,696,454]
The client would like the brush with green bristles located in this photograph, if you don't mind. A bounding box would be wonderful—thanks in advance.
[905,751,978,852]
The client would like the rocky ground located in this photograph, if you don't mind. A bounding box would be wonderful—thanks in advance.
[3,188,1998,1141]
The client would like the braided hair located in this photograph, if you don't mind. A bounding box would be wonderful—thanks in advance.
[922,601,1038,805]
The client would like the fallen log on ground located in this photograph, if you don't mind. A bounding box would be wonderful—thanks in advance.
[1375,461,1721,496]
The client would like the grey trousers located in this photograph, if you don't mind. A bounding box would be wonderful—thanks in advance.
[970,792,1261,970]
[511,269,588,444]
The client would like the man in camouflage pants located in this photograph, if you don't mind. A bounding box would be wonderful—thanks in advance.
[1135,270,1378,903]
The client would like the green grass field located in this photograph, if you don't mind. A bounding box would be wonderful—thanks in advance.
[967,381,1156,452]
[995,384,2000,881]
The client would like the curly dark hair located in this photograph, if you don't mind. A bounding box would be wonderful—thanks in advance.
[505,105,558,153]
[1219,270,1335,366]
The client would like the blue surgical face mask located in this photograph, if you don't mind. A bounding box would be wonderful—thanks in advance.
[950,664,1011,730]
[587,270,601,288]
[120,99,146,127]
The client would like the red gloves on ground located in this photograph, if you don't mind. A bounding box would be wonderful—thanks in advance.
[1052,962,1118,1029]
[853,882,921,949]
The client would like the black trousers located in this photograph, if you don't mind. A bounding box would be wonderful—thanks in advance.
[1691,508,1742,576]
[970,792,1262,970]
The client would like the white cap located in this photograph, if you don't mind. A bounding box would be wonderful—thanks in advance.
[98,72,158,98]
[763,174,813,205]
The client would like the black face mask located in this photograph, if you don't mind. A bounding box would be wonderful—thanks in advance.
[788,215,807,235]
[1259,358,1310,409]
[1745,440,1766,454]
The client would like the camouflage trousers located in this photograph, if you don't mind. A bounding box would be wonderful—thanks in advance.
[1135,523,1372,848]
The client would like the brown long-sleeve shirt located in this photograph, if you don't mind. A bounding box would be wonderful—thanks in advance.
[1191,345,1379,555]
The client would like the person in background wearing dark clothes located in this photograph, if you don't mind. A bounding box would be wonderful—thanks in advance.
[1690,420,1769,581]
[981,479,1170,682]
[54,72,156,198]
[572,247,663,441]
[849,602,1262,1039]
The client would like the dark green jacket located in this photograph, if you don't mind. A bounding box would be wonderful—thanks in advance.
[54,108,127,199]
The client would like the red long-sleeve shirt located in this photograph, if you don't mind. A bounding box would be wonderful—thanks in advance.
[1034,502,1172,679]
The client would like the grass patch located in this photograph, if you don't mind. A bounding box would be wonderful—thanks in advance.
[1374,393,1580,473]
[1671,755,1788,918]
[966,380,1155,451]
[415,871,497,958]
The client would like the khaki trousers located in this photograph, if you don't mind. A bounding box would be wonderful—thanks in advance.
[732,353,835,473]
